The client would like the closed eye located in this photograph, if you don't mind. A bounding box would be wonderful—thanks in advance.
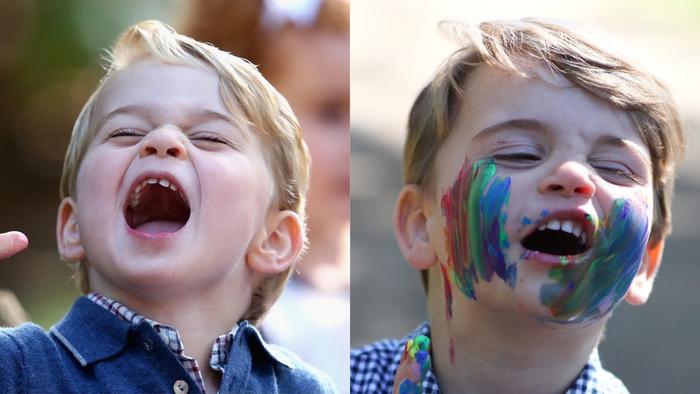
[492,153,541,162]
[108,128,144,138]
[106,128,145,146]
[595,166,644,185]
[190,133,236,149]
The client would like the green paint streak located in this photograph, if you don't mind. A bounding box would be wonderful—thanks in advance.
[540,198,649,322]
[440,159,516,316]
[467,161,496,280]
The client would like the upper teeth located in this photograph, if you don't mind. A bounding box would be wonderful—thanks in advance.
[538,218,586,244]
[129,178,182,208]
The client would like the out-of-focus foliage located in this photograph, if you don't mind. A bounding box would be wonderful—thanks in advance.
[0,0,180,328]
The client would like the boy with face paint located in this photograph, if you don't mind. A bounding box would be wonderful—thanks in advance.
[351,18,685,394]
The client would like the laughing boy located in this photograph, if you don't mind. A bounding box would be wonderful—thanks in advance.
[351,18,684,394]
[0,20,335,393]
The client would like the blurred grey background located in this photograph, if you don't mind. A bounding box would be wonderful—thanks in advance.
[350,1,699,393]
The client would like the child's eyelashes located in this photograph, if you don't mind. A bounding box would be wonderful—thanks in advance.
[108,128,144,139]
[593,164,644,185]
[105,128,237,149]
[491,152,542,162]
[589,157,646,185]
[190,133,237,149]
[489,152,645,185]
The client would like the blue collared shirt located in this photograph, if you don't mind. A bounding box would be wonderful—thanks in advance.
[0,296,336,393]
[86,292,236,393]
[351,321,629,394]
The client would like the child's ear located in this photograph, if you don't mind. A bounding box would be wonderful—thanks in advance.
[394,184,437,270]
[56,197,85,261]
[625,239,665,306]
[247,210,304,276]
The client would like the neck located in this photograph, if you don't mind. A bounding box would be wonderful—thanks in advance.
[428,293,605,394]
[298,220,349,292]
[92,281,251,394]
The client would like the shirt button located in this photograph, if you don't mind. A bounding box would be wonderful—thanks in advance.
[173,380,189,394]
[142,338,154,352]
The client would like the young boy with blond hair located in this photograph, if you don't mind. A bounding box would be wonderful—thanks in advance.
[0,20,335,393]
[351,18,684,394]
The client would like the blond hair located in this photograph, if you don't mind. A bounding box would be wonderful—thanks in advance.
[405,19,685,288]
[60,20,310,323]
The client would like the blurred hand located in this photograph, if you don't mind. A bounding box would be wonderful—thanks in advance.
[0,231,29,260]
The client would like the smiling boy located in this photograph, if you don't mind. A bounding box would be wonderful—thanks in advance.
[351,19,684,393]
[0,20,335,393]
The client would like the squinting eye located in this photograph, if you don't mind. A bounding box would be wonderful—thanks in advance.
[108,128,143,138]
[191,134,235,148]
[595,166,643,184]
[492,153,541,162]
[193,135,226,143]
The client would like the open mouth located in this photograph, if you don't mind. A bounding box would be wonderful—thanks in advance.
[521,217,591,257]
[124,176,190,234]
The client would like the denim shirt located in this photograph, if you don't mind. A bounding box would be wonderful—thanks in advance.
[0,297,336,393]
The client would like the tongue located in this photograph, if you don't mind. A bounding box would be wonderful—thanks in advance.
[135,220,184,234]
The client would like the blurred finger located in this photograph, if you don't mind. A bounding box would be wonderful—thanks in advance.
[0,232,29,260]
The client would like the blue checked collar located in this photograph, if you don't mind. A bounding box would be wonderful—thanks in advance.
[351,320,629,394]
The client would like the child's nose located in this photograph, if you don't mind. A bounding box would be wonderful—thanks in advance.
[139,127,188,160]
[538,161,596,199]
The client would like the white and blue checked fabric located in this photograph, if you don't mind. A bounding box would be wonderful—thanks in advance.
[351,321,629,394]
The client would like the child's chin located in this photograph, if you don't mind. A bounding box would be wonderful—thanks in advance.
[508,294,607,326]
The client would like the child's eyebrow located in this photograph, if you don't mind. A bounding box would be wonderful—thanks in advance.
[471,118,553,143]
[94,104,236,132]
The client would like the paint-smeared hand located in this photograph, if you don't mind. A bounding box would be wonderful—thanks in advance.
[0,231,28,260]
[393,335,431,394]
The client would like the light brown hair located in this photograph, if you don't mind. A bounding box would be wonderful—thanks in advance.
[405,19,685,288]
[60,20,310,323]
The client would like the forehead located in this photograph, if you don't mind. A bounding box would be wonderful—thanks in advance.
[432,63,650,189]
[92,59,229,125]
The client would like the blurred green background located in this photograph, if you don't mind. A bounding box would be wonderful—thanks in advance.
[0,0,185,328]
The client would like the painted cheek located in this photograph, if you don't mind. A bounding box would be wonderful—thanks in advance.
[539,197,651,322]
[439,159,517,319]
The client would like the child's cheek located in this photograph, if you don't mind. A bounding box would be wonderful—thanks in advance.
[539,194,652,323]
[439,158,517,320]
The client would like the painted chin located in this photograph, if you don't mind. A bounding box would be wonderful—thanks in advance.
[537,198,651,324]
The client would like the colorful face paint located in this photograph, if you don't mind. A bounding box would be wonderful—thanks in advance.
[540,198,650,322]
[440,159,517,317]
[393,335,431,394]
